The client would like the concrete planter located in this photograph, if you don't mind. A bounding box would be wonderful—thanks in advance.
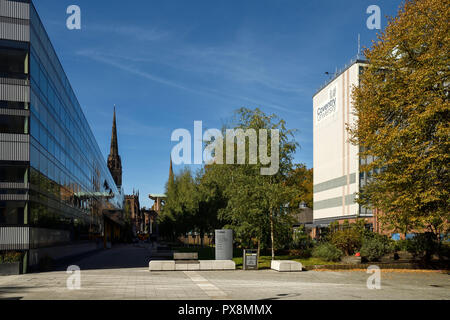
[271,260,303,272]
[0,262,22,276]
[149,260,236,271]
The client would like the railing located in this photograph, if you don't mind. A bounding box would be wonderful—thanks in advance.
[314,54,367,96]
[0,226,73,250]
[0,226,30,250]
[0,76,29,86]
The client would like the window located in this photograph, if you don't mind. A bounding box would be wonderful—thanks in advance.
[39,67,48,98]
[0,165,26,183]
[30,113,40,140]
[0,101,27,110]
[30,52,39,84]
[0,203,25,225]
[0,115,27,134]
[30,167,40,187]
[30,145,39,170]
[0,47,28,79]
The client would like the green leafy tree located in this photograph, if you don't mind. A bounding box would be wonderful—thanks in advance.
[206,107,299,259]
[348,0,450,240]
[160,168,199,241]
[285,165,313,209]
[331,228,362,256]
[194,168,227,246]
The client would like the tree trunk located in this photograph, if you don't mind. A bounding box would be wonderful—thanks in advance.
[200,230,204,247]
[257,237,261,259]
[270,208,275,261]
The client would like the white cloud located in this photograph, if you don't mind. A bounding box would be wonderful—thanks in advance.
[85,23,169,42]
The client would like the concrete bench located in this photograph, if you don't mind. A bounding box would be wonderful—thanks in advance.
[199,260,236,271]
[175,262,200,271]
[271,260,302,272]
[149,260,176,271]
[172,252,200,270]
[149,260,236,271]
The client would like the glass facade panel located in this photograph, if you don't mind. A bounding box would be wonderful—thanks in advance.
[0,1,123,262]
[25,4,122,235]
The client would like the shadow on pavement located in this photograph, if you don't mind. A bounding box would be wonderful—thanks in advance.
[260,293,302,300]
[52,244,154,272]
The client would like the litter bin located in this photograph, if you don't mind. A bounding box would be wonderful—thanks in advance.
[243,249,258,270]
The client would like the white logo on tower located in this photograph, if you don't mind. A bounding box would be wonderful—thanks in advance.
[316,85,338,124]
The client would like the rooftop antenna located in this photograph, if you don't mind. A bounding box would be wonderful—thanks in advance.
[357,33,361,59]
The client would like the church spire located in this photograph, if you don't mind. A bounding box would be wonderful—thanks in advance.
[110,105,119,156]
[108,105,122,188]
[169,157,174,185]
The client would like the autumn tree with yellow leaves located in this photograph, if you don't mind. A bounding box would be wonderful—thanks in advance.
[349,0,449,240]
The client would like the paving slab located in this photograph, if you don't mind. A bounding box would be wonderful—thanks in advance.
[1,245,448,300]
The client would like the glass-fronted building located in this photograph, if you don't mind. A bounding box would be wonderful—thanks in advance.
[0,0,123,271]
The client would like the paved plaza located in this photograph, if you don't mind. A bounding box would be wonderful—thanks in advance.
[0,245,449,300]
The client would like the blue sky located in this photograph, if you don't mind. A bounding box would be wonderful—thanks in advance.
[33,0,402,208]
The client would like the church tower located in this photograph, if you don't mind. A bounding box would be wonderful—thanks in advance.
[169,157,174,186]
[107,106,122,188]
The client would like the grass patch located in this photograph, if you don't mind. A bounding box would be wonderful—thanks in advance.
[233,255,337,270]
[172,246,336,270]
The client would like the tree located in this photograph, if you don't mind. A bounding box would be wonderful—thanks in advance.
[160,168,199,241]
[285,164,313,209]
[194,168,227,246]
[161,167,225,246]
[348,0,449,239]
[122,200,133,241]
[205,107,299,259]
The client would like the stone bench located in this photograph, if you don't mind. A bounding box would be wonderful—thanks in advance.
[199,260,235,271]
[149,260,176,271]
[271,260,302,272]
[173,252,200,270]
[149,260,236,271]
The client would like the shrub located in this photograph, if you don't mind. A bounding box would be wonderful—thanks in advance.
[394,239,413,252]
[291,229,314,249]
[312,243,343,262]
[288,248,312,258]
[351,218,374,239]
[360,234,394,261]
[438,243,450,260]
[407,233,438,260]
[331,229,362,255]
[290,226,314,258]
[0,251,23,264]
